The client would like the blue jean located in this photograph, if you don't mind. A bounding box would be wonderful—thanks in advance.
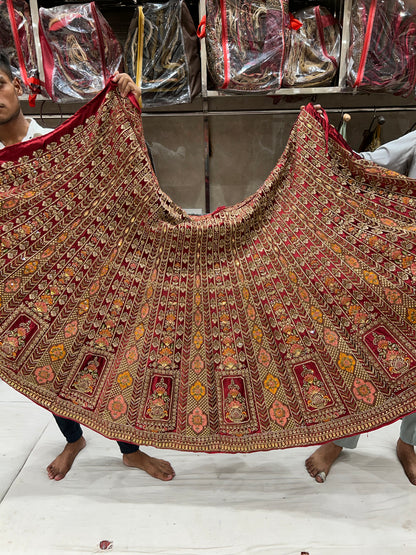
[334,412,416,449]
[53,415,139,454]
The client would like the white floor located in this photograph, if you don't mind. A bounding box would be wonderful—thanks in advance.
[1,379,415,555]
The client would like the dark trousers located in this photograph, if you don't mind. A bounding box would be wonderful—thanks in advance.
[53,415,139,454]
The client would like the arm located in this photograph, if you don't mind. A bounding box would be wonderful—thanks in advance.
[360,131,416,177]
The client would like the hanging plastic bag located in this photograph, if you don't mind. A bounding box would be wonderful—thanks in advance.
[347,0,416,97]
[39,2,122,102]
[283,6,341,88]
[205,0,290,92]
[124,0,201,107]
[0,0,42,105]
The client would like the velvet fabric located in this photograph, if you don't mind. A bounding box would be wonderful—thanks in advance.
[1,81,416,452]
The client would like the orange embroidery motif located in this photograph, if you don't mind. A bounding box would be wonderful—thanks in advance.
[135,324,145,340]
[190,380,206,401]
[49,344,66,361]
[363,270,379,285]
[264,373,280,394]
[337,353,356,373]
[117,371,133,390]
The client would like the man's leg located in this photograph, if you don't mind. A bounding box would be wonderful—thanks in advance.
[117,441,175,481]
[305,435,360,482]
[46,415,86,481]
[397,413,416,485]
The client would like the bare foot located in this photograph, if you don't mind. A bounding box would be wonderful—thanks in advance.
[123,449,175,481]
[46,436,86,481]
[305,442,343,483]
[396,438,416,485]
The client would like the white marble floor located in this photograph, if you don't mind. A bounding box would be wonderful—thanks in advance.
[1,379,415,555]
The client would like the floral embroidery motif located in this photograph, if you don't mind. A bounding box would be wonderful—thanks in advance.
[246,304,256,320]
[188,407,207,434]
[264,373,280,395]
[258,347,271,367]
[117,370,133,390]
[408,308,416,324]
[34,365,55,385]
[5,278,21,293]
[64,321,78,338]
[72,356,101,393]
[24,260,39,275]
[190,380,206,401]
[252,325,263,344]
[345,255,360,269]
[78,299,89,316]
[301,367,331,409]
[269,400,289,427]
[384,288,402,305]
[373,333,411,376]
[191,354,204,374]
[0,320,31,359]
[338,352,356,373]
[145,377,171,420]
[135,324,145,340]
[193,331,203,350]
[310,306,323,323]
[49,344,66,362]
[224,379,249,423]
[108,394,127,420]
[348,305,368,327]
[363,270,379,286]
[323,327,339,347]
[125,346,139,365]
[352,378,376,405]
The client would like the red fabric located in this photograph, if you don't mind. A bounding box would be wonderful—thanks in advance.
[1,83,416,453]
[289,13,302,31]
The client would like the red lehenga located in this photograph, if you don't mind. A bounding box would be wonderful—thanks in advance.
[1,81,416,452]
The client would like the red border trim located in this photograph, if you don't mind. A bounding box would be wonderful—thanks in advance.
[219,0,230,89]
[354,0,376,87]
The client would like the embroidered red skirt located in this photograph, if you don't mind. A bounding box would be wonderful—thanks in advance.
[1,82,416,452]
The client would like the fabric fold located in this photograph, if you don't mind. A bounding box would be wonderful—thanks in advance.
[1,82,416,453]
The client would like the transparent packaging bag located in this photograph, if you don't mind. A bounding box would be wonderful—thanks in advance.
[0,0,42,104]
[347,0,416,96]
[124,0,201,107]
[205,0,290,92]
[283,5,341,88]
[39,2,123,102]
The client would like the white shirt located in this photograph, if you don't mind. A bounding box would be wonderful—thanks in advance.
[0,118,53,149]
[360,130,416,178]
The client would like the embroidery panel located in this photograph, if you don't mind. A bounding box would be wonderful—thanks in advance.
[1,85,416,451]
